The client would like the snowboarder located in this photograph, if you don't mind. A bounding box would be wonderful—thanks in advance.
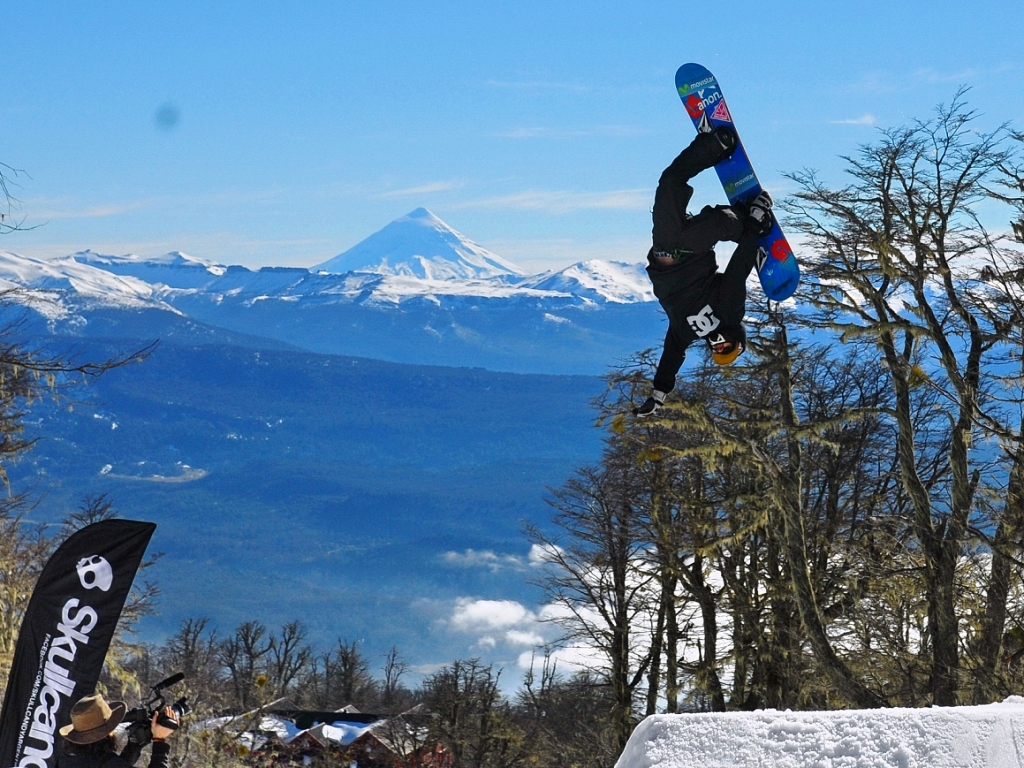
[634,126,774,418]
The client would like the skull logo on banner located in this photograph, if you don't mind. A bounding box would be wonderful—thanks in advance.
[76,555,114,592]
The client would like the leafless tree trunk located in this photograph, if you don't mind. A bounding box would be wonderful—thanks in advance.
[786,93,1018,704]
[529,450,654,753]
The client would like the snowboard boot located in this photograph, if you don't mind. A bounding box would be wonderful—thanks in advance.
[746,190,774,235]
[632,389,668,418]
[676,126,738,177]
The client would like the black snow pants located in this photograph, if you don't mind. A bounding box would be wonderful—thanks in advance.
[651,143,744,256]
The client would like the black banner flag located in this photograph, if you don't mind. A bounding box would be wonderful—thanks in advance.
[0,519,156,768]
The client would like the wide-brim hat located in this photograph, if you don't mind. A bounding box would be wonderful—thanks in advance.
[58,693,127,744]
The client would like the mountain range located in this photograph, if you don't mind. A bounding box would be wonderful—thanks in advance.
[0,209,659,679]
[0,207,661,375]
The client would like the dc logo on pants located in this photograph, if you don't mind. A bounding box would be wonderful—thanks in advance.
[687,305,721,337]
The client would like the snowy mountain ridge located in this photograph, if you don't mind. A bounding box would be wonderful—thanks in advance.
[0,251,181,318]
[71,249,228,290]
[44,208,655,306]
[54,252,653,307]
[0,209,661,375]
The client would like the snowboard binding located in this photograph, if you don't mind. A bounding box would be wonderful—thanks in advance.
[746,190,774,236]
[684,126,739,174]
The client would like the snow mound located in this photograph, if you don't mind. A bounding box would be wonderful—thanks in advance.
[617,700,1024,768]
[314,207,526,280]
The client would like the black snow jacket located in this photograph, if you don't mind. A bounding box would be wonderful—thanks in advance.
[647,227,760,394]
[59,740,170,768]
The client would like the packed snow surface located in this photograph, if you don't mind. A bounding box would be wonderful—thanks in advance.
[616,699,1024,768]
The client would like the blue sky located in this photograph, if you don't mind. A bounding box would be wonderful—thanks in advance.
[2,1,1022,272]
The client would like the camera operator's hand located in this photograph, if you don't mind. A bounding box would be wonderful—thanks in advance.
[151,707,178,741]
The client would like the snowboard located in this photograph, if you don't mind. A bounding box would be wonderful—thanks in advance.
[675,63,799,301]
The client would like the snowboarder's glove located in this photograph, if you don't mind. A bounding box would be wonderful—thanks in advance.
[747,190,774,235]
[632,390,668,418]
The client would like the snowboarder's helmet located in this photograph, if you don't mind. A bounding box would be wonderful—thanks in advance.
[709,325,745,366]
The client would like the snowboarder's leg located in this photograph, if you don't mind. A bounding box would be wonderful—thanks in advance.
[673,205,744,255]
[717,231,760,313]
[672,187,772,262]
[633,332,680,416]
[633,389,667,418]
[651,175,695,254]
[663,126,737,181]
[651,128,738,254]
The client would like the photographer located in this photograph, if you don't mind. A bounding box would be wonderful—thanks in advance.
[58,693,178,768]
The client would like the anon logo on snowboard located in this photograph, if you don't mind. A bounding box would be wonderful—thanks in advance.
[685,88,724,118]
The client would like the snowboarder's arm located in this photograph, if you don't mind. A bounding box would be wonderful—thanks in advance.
[653,329,686,395]
[718,228,761,314]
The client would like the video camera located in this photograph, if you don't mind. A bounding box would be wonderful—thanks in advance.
[123,672,191,745]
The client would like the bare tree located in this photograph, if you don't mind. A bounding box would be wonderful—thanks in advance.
[0,498,51,693]
[380,645,412,711]
[220,620,272,709]
[785,91,1020,704]
[0,162,38,236]
[421,660,525,768]
[528,449,655,751]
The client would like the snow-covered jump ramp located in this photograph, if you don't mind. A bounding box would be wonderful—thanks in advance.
[616,698,1024,768]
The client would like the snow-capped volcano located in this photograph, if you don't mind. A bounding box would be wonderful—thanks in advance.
[314,207,526,280]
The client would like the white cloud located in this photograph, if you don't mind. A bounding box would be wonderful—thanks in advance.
[449,598,534,632]
[847,64,1001,98]
[439,597,563,658]
[442,549,525,573]
[527,542,563,567]
[536,601,611,637]
[378,181,463,198]
[27,198,153,220]
[455,189,650,214]
[505,629,545,646]
[516,643,605,673]
[831,114,877,126]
